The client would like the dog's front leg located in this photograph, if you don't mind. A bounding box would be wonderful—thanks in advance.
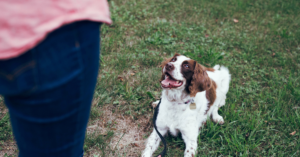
[181,127,198,157]
[142,128,167,157]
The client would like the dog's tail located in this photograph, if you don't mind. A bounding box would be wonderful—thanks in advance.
[213,65,231,94]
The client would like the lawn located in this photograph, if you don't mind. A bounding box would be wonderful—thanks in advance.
[1,0,300,156]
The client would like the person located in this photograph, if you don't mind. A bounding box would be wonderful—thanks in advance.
[0,0,111,156]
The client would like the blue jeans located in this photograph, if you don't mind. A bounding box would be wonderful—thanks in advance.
[0,21,101,157]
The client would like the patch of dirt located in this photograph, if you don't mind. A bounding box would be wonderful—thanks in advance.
[85,105,152,157]
[0,98,8,119]
[0,140,18,157]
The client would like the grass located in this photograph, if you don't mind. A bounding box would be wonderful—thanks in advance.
[1,0,300,156]
[0,97,15,155]
[93,0,300,156]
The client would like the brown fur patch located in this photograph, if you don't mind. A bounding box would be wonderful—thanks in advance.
[181,60,196,93]
[205,80,217,114]
[206,67,215,72]
[189,63,211,97]
[160,53,181,82]
[186,61,217,113]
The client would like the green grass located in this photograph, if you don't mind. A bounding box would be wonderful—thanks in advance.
[93,0,300,156]
[84,130,114,156]
[0,97,14,154]
[1,0,300,156]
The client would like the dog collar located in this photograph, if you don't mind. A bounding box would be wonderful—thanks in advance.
[184,99,194,104]
[185,99,196,110]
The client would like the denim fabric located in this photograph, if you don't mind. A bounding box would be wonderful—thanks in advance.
[0,21,101,157]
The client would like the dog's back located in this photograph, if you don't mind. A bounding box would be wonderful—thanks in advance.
[207,65,231,95]
[213,65,231,94]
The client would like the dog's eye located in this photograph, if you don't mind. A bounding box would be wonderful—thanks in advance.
[171,58,176,62]
[184,64,189,68]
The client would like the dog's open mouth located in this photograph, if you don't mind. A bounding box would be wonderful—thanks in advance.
[161,72,183,88]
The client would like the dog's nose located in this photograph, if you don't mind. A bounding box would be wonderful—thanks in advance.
[166,63,174,71]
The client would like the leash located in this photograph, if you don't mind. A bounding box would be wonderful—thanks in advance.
[153,98,167,157]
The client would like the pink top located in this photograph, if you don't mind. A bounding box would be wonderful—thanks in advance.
[0,0,112,60]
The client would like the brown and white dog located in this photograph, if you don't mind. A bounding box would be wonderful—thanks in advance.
[142,54,231,157]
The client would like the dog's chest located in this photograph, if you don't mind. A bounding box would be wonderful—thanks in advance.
[164,103,186,120]
[157,100,197,133]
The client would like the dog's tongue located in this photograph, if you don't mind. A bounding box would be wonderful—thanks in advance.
[161,77,181,88]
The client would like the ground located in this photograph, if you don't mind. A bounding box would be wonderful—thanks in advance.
[1,0,300,156]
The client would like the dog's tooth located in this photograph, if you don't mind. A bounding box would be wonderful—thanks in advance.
[176,81,179,84]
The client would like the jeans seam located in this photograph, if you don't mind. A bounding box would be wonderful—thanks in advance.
[22,49,39,96]
[0,70,13,81]
[13,60,36,77]
[0,60,36,81]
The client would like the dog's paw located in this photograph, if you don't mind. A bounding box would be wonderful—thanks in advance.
[152,100,160,108]
[184,152,195,157]
[141,152,151,157]
[212,115,224,125]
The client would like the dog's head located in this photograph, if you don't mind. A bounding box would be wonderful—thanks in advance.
[160,53,211,96]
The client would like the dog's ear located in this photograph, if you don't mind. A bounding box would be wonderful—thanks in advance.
[189,62,211,96]
[159,54,181,81]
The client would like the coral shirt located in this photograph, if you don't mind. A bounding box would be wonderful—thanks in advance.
[0,0,112,60]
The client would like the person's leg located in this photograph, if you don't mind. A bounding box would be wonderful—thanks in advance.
[0,21,101,157]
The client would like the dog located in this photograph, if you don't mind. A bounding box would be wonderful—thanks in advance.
[142,53,231,157]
